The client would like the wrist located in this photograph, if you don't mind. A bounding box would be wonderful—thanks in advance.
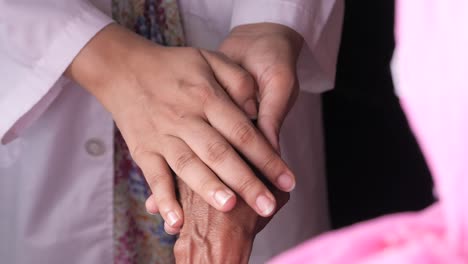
[231,23,303,52]
[175,180,257,264]
[64,23,158,110]
[175,231,254,264]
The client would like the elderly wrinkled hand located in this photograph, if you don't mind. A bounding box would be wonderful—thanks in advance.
[173,172,290,264]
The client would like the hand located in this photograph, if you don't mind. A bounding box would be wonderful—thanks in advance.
[65,24,296,230]
[173,170,290,264]
[219,23,304,152]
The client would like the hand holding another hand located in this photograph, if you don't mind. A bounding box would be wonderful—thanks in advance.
[147,22,306,234]
[174,174,290,264]
[219,23,304,152]
[66,24,296,232]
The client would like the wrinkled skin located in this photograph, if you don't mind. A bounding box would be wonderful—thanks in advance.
[174,164,290,264]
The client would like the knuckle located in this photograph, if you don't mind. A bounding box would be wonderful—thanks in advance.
[155,196,176,208]
[196,175,216,194]
[175,151,197,173]
[145,171,168,189]
[231,122,256,145]
[179,80,213,101]
[206,141,230,164]
[235,176,258,197]
[193,83,214,102]
[233,70,255,93]
[174,238,191,260]
[260,65,296,89]
[182,47,206,62]
[130,145,150,163]
[186,82,221,108]
[261,152,282,175]
[178,76,217,104]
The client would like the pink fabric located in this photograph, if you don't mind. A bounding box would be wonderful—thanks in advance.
[270,205,465,264]
[270,205,466,264]
[269,1,468,263]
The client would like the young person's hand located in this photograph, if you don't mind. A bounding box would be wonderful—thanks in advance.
[66,24,296,231]
[219,23,304,153]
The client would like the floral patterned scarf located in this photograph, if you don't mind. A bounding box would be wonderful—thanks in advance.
[112,1,184,263]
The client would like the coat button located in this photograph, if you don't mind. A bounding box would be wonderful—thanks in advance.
[85,138,106,156]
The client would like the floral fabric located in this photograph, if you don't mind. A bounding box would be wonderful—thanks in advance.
[112,1,185,263]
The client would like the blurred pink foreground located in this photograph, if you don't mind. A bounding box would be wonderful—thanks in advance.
[270,1,468,263]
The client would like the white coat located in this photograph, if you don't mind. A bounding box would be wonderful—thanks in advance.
[0,0,344,263]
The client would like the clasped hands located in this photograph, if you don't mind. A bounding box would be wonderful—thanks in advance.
[66,22,303,263]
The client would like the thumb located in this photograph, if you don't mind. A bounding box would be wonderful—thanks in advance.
[200,50,258,119]
[257,71,299,153]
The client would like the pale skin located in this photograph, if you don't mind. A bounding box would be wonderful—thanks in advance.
[145,23,304,234]
[65,23,302,263]
[151,23,304,262]
[66,22,303,261]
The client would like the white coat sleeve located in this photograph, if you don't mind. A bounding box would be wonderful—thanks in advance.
[0,0,113,144]
[230,0,344,93]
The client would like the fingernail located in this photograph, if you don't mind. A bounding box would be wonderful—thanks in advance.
[277,173,295,192]
[256,195,275,216]
[214,190,233,207]
[244,99,258,119]
[167,211,180,227]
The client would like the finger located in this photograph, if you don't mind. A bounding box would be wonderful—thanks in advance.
[160,136,237,212]
[204,93,296,193]
[255,191,290,233]
[257,70,299,153]
[164,222,181,235]
[146,194,180,236]
[200,49,258,119]
[133,152,183,228]
[176,118,277,217]
[145,194,159,215]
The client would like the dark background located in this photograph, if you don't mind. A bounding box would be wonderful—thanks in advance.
[323,0,435,228]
